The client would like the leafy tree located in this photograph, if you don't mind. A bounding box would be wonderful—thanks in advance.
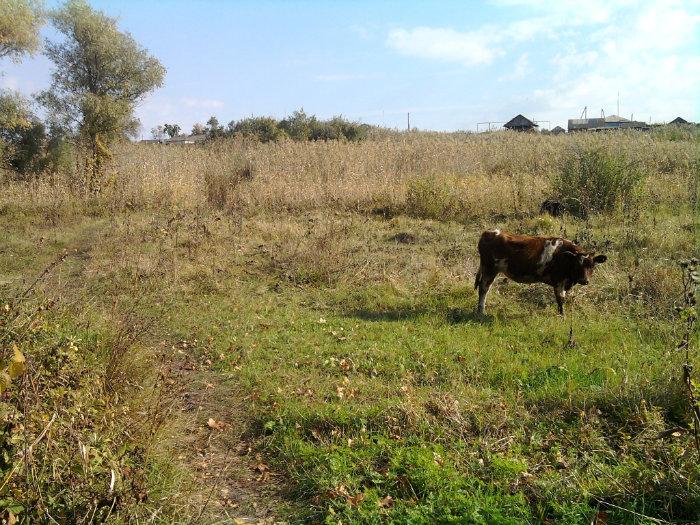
[279,109,315,141]
[0,1,44,171]
[0,90,31,131]
[205,116,224,139]
[0,91,32,169]
[326,115,368,142]
[2,119,47,175]
[191,123,206,135]
[151,125,164,140]
[229,116,284,143]
[163,123,180,138]
[0,0,44,61]
[38,0,165,190]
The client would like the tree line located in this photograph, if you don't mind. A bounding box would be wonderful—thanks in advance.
[1,0,372,191]
[1,0,163,188]
[151,110,370,144]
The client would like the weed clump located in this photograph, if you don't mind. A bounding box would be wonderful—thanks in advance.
[554,144,646,217]
[405,175,464,221]
[204,156,252,210]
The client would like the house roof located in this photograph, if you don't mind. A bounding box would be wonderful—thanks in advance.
[604,115,629,123]
[166,134,207,143]
[669,116,689,124]
[504,114,538,128]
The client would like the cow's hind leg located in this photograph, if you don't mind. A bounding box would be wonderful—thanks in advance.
[476,264,497,315]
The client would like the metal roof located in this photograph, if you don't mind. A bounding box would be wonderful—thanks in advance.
[504,114,538,128]
[604,115,629,123]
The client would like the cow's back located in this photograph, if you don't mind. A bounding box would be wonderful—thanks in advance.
[477,230,578,283]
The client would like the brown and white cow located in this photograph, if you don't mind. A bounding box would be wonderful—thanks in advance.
[475,229,607,315]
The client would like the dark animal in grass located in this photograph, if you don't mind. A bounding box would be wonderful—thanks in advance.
[540,199,565,217]
[474,229,606,315]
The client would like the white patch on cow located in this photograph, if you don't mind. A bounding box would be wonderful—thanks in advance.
[537,239,562,274]
[495,258,508,272]
[492,229,501,235]
[555,282,566,298]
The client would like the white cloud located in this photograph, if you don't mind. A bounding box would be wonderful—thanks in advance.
[390,0,699,126]
[500,53,530,81]
[387,27,501,66]
[536,0,700,123]
[384,13,570,68]
[181,97,225,110]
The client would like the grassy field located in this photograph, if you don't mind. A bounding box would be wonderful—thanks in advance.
[1,129,698,524]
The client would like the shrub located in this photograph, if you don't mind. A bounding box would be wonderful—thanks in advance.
[554,143,646,217]
[279,109,315,141]
[204,156,252,210]
[280,110,368,142]
[405,175,463,221]
[309,120,340,141]
[312,116,368,142]
[44,132,76,176]
[0,295,158,523]
[229,116,284,143]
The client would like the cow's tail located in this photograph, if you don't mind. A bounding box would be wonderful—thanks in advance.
[474,266,481,289]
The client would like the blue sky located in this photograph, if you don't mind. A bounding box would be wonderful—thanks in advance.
[2,0,699,135]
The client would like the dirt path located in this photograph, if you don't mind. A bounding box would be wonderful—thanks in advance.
[171,349,286,524]
[35,222,288,524]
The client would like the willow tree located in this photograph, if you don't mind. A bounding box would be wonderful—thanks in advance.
[0,0,44,167]
[39,0,165,190]
[0,0,44,61]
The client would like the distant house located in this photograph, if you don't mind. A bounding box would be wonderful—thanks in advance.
[165,133,207,145]
[504,114,538,132]
[140,134,207,145]
[551,126,565,134]
[568,115,649,132]
[669,116,690,125]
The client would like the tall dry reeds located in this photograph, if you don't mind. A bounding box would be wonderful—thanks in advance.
[1,130,695,221]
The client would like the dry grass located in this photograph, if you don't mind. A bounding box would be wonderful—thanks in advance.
[2,130,694,221]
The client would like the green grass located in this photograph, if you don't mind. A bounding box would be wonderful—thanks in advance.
[1,200,697,524]
[160,274,696,523]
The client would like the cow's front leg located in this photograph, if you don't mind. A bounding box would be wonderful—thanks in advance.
[553,283,566,315]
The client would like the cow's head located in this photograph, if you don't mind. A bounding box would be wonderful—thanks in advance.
[564,251,607,285]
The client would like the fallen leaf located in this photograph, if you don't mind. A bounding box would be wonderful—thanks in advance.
[207,418,226,431]
[8,345,26,379]
[255,462,270,482]
[378,495,394,508]
[2,510,17,525]
[347,492,366,507]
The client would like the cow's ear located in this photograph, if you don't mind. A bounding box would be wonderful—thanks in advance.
[593,254,607,264]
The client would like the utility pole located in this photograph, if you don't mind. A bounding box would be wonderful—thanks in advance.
[407,112,410,132]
